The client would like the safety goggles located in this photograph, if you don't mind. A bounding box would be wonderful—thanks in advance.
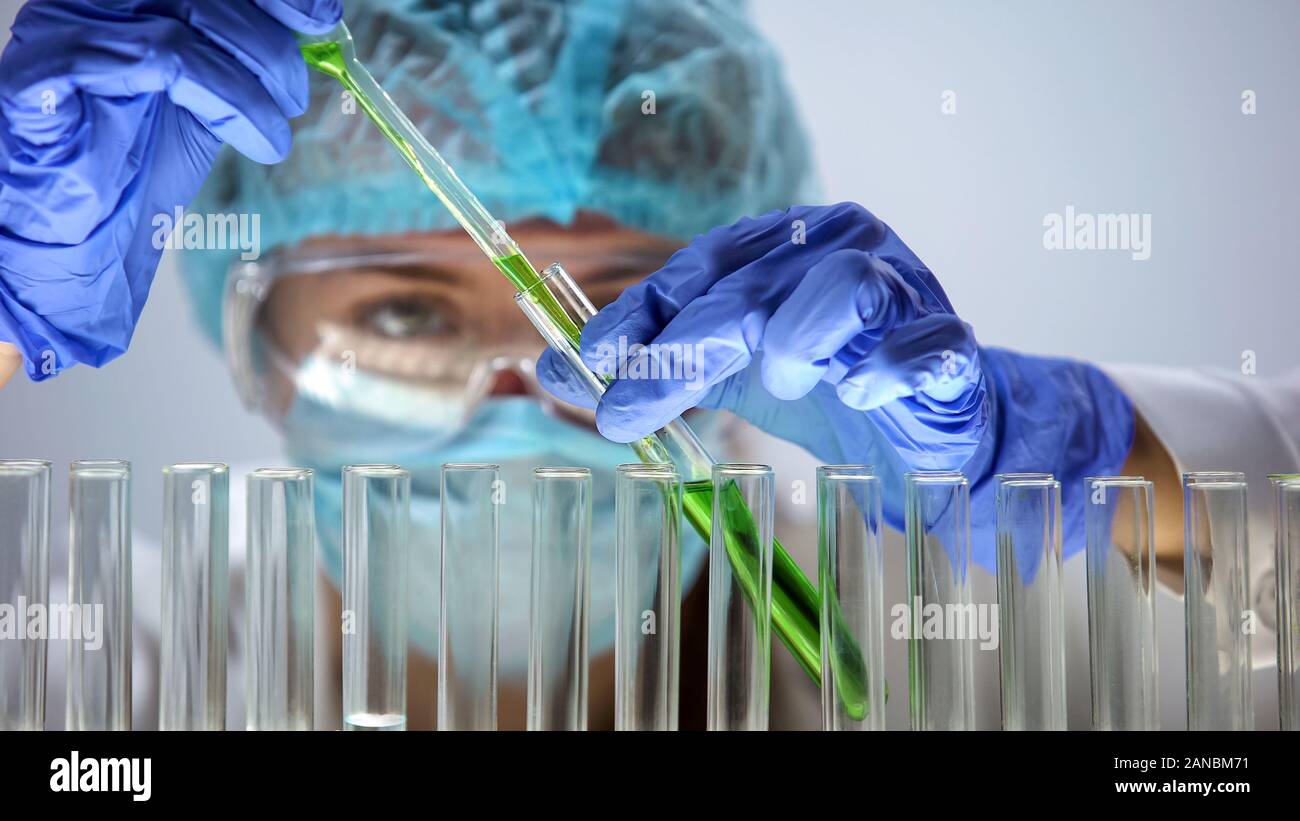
[223,245,587,434]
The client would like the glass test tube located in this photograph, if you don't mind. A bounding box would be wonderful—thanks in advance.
[66,460,132,731]
[159,463,229,731]
[0,460,50,730]
[904,471,974,731]
[995,474,1067,730]
[439,464,500,731]
[1183,471,1252,730]
[517,262,829,689]
[246,468,316,730]
[527,468,592,731]
[817,465,885,731]
[1271,475,1300,731]
[706,464,774,731]
[614,464,683,731]
[1085,477,1158,730]
[343,465,410,731]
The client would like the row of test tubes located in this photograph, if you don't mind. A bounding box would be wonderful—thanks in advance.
[900,470,1299,731]
[0,458,773,730]
[350,461,787,731]
[0,460,317,730]
[2,459,1297,730]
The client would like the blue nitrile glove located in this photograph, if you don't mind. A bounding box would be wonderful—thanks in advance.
[537,202,1136,566]
[0,0,342,380]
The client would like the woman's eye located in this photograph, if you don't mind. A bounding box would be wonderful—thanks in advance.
[357,296,449,339]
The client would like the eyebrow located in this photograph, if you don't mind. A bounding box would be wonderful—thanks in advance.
[355,263,461,285]
[580,250,676,285]
[284,245,676,286]
[284,255,462,285]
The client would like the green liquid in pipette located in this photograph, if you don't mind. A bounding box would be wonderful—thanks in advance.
[683,479,872,717]
[302,38,874,719]
[684,482,818,677]
[301,42,437,200]
[301,43,587,357]
[492,252,583,345]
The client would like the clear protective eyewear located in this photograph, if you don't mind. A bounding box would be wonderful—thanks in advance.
[223,244,604,435]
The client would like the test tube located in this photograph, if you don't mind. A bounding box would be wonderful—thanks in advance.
[904,471,974,731]
[439,464,500,731]
[0,460,51,730]
[614,464,683,731]
[66,460,132,731]
[342,465,410,731]
[706,464,774,731]
[159,463,229,731]
[1183,471,1252,730]
[1085,477,1158,730]
[1271,474,1300,731]
[817,465,885,731]
[246,468,316,731]
[527,468,592,731]
[995,474,1067,730]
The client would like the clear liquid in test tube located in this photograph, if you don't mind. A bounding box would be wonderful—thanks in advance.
[527,467,591,731]
[1085,477,1158,730]
[995,474,1067,730]
[343,465,410,731]
[1270,474,1300,731]
[246,468,316,730]
[66,460,132,731]
[1183,471,1252,730]
[904,471,974,731]
[159,463,229,731]
[0,460,51,730]
[439,464,500,731]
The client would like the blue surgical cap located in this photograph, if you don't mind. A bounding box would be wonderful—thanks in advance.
[182,0,814,344]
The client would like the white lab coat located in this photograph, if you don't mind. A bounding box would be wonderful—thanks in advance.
[761,364,1300,730]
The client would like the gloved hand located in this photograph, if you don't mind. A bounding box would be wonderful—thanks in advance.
[538,202,1136,565]
[0,0,342,381]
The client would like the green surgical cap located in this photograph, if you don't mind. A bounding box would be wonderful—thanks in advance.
[183,0,814,344]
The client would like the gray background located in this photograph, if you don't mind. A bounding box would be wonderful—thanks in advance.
[1,0,1296,729]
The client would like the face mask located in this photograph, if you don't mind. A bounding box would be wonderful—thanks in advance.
[286,393,722,680]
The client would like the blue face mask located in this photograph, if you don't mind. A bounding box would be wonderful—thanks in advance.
[285,393,716,679]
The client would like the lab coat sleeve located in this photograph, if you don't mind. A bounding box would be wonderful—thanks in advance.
[1099,362,1300,675]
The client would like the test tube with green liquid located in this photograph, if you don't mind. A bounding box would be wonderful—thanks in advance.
[299,22,869,712]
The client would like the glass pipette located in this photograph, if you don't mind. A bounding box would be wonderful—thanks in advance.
[298,22,872,714]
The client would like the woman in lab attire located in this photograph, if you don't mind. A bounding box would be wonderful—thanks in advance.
[176,0,825,729]
[2,0,1294,730]
[184,0,1299,729]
